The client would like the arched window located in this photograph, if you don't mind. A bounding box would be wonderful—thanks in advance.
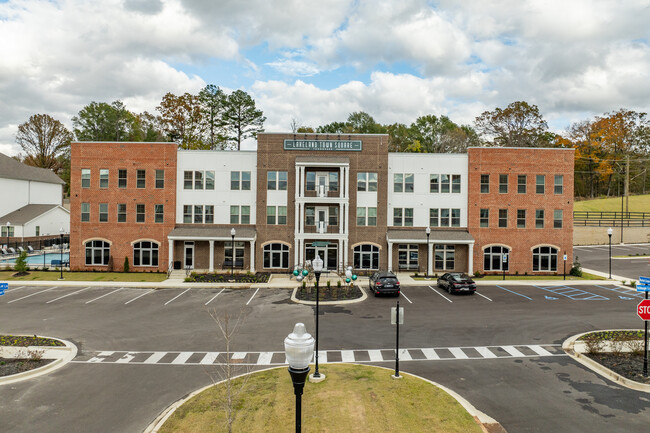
[483,246,509,271]
[263,243,289,269]
[533,246,558,272]
[85,240,110,266]
[354,244,379,270]
[133,241,159,267]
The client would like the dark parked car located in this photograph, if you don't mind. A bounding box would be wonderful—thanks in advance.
[437,272,476,294]
[369,271,400,296]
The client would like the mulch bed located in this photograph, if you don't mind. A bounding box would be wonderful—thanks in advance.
[0,335,64,347]
[585,353,650,385]
[295,285,363,302]
[0,358,54,377]
[186,272,270,283]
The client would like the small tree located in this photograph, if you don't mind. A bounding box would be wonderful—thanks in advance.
[570,256,582,277]
[14,251,29,274]
[123,256,130,273]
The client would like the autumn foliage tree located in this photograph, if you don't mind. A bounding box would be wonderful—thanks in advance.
[16,113,72,174]
[474,101,550,147]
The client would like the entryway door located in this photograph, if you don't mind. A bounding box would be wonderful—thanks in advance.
[184,242,194,269]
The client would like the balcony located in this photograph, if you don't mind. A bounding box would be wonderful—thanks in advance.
[303,186,340,199]
[302,222,340,234]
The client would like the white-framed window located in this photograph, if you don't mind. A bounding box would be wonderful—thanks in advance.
[554,175,563,194]
[328,172,338,192]
[99,203,108,222]
[205,171,215,189]
[357,207,377,226]
[393,208,413,226]
[193,205,203,224]
[118,169,127,188]
[136,169,146,188]
[1,226,14,237]
[432,174,461,194]
[231,205,251,224]
[357,172,378,192]
[155,170,164,189]
[440,174,450,193]
[533,246,558,272]
[483,245,509,271]
[480,174,489,193]
[81,169,91,188]
[136,204,145,223]
[184,171,193,189]
[517,209,526,228]
[393,173,414,193]
[154,204,164,223]
[452,174,461,193]
[263,243,289,268]
[35,226,40,236]
[118,204,127,222]
[85,240,110,266]
[133,241,159,267]
[480,209,489,227]
[398,244,419,269]
[430,208,439,227]
[554,209,563,228]
[353,244,379,270]
[81,203,90,222]
[499,174,508,194]
[536,175,545,194]
[535,209,544,228]
[267,171,287,191]
[205,205,214,224]
[430,208,461,227]
[434,244,455,270]
[99,169,109,188]
[518,175,526,193]
[498,209,508,228]
[225,241,245,265]
[232,171,251,190]
[194,171,204,190]
[183,205,192,223]
[266,206,286,225]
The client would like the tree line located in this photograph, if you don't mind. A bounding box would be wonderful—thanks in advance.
[12,96,650,198]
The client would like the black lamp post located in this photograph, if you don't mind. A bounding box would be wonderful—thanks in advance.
[230,228,236,279]
[59,227,64,280]
[285,323,315,433]
[311,254,324,380]
[425,226,430,278]
[5,221,9,251]
[607,227,613,279]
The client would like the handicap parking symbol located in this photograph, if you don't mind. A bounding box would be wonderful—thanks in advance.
[618,296,633,300]
[0,282,7,296]
[544,295,558,300]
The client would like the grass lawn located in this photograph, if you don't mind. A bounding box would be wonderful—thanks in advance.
[0,270,167,282]
[413,272,605,281]
[158,364,482,433]
[574,194,650,213]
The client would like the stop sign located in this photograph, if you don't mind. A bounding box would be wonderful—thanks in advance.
[638,299,650,320]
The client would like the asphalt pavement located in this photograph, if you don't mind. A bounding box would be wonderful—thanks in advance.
[576,243,650,281]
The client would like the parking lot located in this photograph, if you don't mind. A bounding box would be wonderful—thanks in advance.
[576,243,650,281]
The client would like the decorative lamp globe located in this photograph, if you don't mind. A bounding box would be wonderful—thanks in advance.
[284,323,315,370]
[313,255,323,272]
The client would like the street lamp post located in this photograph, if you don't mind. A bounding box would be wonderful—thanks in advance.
[59,227,64,280]
[230,228,236,280]
[5,221,9,250]
[285,323,315,433]
[425,227,430,278]
[607,227,613,279]
[311,254,324,381]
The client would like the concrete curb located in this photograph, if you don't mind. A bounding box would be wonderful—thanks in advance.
[290,285,368,305]
[562,330,650,393]
[0,336,78,386]
[143,364,504,433]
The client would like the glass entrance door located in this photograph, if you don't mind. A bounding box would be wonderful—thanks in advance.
[184,242,194,269]
[315,207,328,233]
[305,244,338,271]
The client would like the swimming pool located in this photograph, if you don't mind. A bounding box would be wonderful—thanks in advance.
[1,252,70,266]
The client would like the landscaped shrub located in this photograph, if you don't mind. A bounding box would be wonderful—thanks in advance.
[14,251,28,274]
[570,256,582,277]
[582,333,604,354]
[123,257,130,273]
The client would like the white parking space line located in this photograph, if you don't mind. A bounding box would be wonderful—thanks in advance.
[172,352,193,364]
[368,350,383,361]
[449,347,468,359]
[528,345,553,356]
[421,348,440,360]
[476,347,497,359]
[428,285,452,303]
[502,346,525,357]
[475,292,493,302]
[399,290,413,304]
[164,288,191,306]
[124,289,155,305]
[7,286,58,303]
[5,285,26,293]
[200,352,219,364]
[86,287,124,304]
[144,352,167,364]
[257,352,273,365]
[341,350,355,362]
[398,349,412,361]
[205,288,225,306]
[46,286,92,303]
[116,352,136,363]
[246,288,260,305]
[231,352,246,360]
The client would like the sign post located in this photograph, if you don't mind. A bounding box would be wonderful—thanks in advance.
[637,276,650,377]
[563,253,567,281]
[502,254,508,281]
[0,282,6,296]
[391,301,404,379]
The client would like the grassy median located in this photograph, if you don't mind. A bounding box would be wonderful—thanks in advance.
[159,364,482,433]
[0,270,167,282]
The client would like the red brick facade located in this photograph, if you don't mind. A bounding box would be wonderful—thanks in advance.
[70,142,177,272]
[468,147,574,275]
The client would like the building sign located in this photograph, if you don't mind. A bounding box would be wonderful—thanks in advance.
[283,139,362,151]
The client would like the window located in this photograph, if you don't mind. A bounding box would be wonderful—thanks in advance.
[517,209,526,228]
[405,173,414,192]
[99,203,108,222]
[535,209,544,228]
[136,170,146,188]
[356,207,366,226]
[554,209,563,228]
[394,208,402,226]
[480,174,489,193]
[354,244,379,270]
[498,209,508,228]
[85,240,110,266]
[205,205,214,224]
[266,206,275,225]
[81,203,90,222]
[451,209,461,227]
[265,206,283,225]
[205,171,215,190]
[517,175,526,193]
[429,208,461,227]
[155,204,164,223]
[480,209,489,227]
[155,170,164,188]
[136,204,145,223]
[133,241,159,267]
[232,171,241,190]
[118,169,127,188]
[440,174,450,193]
[194,171,203,190]
[306,172,316,190]
[35,226,40,236]
[483,245,509,271]
[1,226,14,237]
[277,206,286,225]
[536,175,545,194]
[193,205,203,224]
[328,172,338,192]
[430,174,439,193]
[452,175,461,193]
[118,204,127,222]
[328,206,338,226]
[263,243,289,268]
[357,207,377,226]
[533,246,558,272]
[554,175,563,194]
[394,173,414,193]
[305,206,315,226]
[81,169,90,188]
[434,245,455,270]
[184,171,193,189]
[499,174,508,193]
[393,208,413,226]
[99,169,109,188]
[267,171,287,191]
[398,244,419,270]
[357,172,378,192]
[440,209,450,226]
[225,241,245,266]
[430,208,439,227]
[367,208,377,226]
[183,205,192,223]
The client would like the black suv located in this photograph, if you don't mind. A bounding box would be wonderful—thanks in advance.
[369,271,400,296]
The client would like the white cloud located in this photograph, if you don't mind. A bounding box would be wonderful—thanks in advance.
[266,60,320,77]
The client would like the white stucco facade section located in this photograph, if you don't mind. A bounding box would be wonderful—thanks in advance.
[23,207,70,237]
[0,179,62,218]
[176,151,257,224]
[267,190,288,206]
[387,153,469,227]
[29,181,63,206]
[356,191,377,208]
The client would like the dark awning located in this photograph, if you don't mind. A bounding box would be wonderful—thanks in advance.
[386,229,474,244]
[168,226,256,241]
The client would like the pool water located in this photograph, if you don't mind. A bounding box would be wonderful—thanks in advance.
[1,252,70,265]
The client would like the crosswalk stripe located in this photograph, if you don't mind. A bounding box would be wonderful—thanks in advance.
[421,348,439,360]
[449,347,468,359]
[341,350,355,362]
[200,352,219,364]
[502,346,525,357]
[116,352,136,363]
[231,352,246,360]
[172,352,193,364]
[144,352,167,364]
[257,352,273,365]
[476,347,497,358]
[368,350,383,361]
[528,345,553,356]
[317,350,328,364]
[398,349,412,361]
[88,351,114,362]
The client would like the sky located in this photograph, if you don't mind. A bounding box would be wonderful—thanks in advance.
[1,0,649,154]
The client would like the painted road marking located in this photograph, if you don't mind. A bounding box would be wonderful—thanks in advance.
[529,345,553,356]
[476,347,497,359]
[201,352,219,364]
[7,286,58,303]
[257,352,273,365]
[502,346,525,357]
[88,351,114,363]
[368,350,383,362]
[341,350,355,362]
[143,352,167,364]
[317,350,328,364]
[399,290,413,304]
[428,286,453,303]
[124,289,155,305]
[449,347,468,359]
[398,349,412,361]
[86,287,124,304]
[5,285,26,293]
[534,285,608,301]
[495,285,533,300]
[246,287,260,305]
[231,352,246,360]
[205,288,225,306]
[46,286,92,303]
[595,285,645,298]
[476,292,493,302]
[172,352,193,364]
[164,288,191,305]
[422,348,440,360]
[116,352,137,363]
